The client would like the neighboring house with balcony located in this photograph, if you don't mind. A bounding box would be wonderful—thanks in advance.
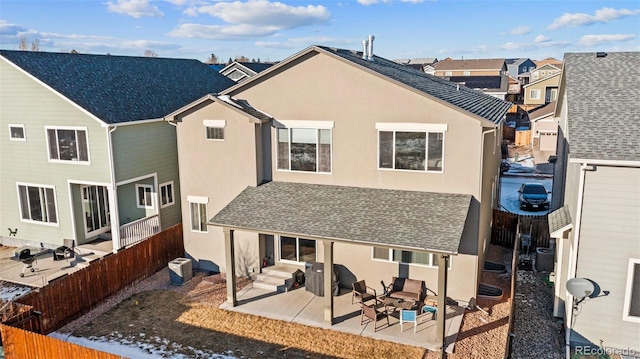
[530,63,561,82]
[523,72,561,106]
[549,52,640,354]
[0,50,234,252]
[165,43,512,332]
[219,61,274,82]
[434,58,509,99]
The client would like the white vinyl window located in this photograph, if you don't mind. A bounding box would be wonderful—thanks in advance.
[9,124,26,141]
[136,184,154,209]
[203,120,225,141]
[463,71,470,76]
[277,125,332,173]
[530,89,541,100]
[372,247,451,269]
[46,126,89,163]
[532,72,539,80]
[159,181,175,208]
[17,183,58,225]
[188,196,208,233]
[623,258,640,323]
[378,127,444,172]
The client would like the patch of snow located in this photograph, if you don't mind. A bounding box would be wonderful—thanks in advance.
[0,282,32,302]
[500,176,552,215]
[49,333,239,359]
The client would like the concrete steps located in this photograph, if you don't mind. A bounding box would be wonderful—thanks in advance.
[253,265,303,293]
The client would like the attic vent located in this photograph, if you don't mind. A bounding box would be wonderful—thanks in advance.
[596,52,607,58]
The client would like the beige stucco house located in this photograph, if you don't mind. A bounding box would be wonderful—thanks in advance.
[165,45,511,346]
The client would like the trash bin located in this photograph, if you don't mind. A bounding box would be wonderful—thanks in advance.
[169,258,193,285]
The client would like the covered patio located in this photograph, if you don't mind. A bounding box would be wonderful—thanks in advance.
[210,181,473,355]
[220,276,466,352]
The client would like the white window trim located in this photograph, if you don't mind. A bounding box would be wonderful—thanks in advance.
[376,125,446,173]
[81,185,111,237]
[275,120,334,129]
[44,125,91,165]
[623,258,640,323]
[203,120,226,141]
[188,198,208,233]
[159,181,175,209]
[277,235,318,264]
[444,71,452,76]
[530,89,541,100]
[16,182,59,227]
[135,184,154,209]
[276,127,333,174]
[8,124,26,141]
[371,247,452,269]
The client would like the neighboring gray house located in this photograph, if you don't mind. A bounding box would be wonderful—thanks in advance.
[549,52,640,355]
[219,61,274,82]
[0,50,234,252]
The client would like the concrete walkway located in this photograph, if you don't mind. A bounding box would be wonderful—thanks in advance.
[220,284,465,353]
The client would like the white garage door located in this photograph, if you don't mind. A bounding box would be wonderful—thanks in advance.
[539,132,557,151]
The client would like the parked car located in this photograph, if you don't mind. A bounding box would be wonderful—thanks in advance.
[518,183,550,210]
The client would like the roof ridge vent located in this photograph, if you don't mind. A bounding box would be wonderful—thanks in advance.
[596,52,607,58]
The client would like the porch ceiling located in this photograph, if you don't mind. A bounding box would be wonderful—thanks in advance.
[209,182,471,254]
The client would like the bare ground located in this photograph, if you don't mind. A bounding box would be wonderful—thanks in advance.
[58,245,514,358]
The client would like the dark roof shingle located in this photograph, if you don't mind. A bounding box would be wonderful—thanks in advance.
[210,181,471,253]
[564,52,640,161]
[0,50,236,124]
[318,47,512,124]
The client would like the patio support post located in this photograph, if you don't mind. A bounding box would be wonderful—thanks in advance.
[224,228,237,307]
[323,240,334,324]
[436,254,449,356]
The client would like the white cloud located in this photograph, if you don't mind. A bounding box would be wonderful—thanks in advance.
[578,34,637,47]
[168,23,280,40]
[195,1,329,28]
[500,39,569,51]
[255,41,295,49]
[357,0,384,5]
[0,20,28,35]
[548,7,640,30]
[106,0,164,18]
[534,35,550,43]
[509,26,531,35]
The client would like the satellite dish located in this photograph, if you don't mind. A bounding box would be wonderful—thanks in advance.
[566,278,595,299]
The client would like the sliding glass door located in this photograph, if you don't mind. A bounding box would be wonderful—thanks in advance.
[279,236,316,263]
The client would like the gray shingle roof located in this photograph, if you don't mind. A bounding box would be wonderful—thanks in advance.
[217,95,273,122]
[210,181,471,254]
[548,205,572,235]
[564,52,640,161]
[318,47,512,124]
[0,50,236,124]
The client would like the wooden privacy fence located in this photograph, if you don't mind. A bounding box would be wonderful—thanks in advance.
[1,324,124,359]
[0,301,41,334]
[15,223,183,334]
[491,209,550,249]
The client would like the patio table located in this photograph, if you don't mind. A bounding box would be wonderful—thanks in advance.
[381,297,416,312]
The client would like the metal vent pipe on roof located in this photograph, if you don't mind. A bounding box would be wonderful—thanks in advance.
[596,52,607,58]
[367,35,375,61]
[362,40,369,60]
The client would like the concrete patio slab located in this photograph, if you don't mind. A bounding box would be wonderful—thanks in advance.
[221,283,465,353]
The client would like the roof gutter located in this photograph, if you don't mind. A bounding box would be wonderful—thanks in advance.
[568,158,640,167]
[111,118,165,127]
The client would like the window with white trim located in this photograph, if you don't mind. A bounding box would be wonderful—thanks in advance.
[9,124,26,141]
[46,127,89,162]
[463,71,470,76]
[532,72,539,80]
[623,258,640,322]
[372,247,451,269]
[203,119,225,141]
[530,89,541,100]
[159,181,175,208]
[188,196,208,233]
[378,129,444,172]
[277,127,332,173]
[17,183,57,224]
[136,184,154,209]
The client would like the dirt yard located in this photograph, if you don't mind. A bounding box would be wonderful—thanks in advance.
[58,245,514,359]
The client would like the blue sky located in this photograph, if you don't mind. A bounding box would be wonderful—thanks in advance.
[1,0,638,62]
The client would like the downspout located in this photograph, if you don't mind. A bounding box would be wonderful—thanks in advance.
[106,125,121,253]
[565,163,588,359]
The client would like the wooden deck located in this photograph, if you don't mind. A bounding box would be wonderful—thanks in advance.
[220,283,465,353]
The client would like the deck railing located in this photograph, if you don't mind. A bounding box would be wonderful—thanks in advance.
[119,214,160,248]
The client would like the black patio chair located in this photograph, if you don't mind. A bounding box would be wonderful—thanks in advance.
[53,239,79,261]
[18,248,37,277]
